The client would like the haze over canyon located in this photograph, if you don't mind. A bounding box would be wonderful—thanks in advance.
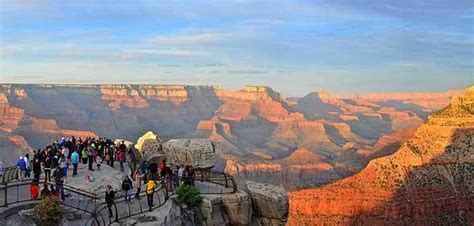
[0,83,465,191]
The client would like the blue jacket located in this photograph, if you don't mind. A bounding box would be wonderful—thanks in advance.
[71,152,79,164]
[16,158,26,170]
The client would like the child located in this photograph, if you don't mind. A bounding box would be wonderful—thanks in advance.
[30,179,39,199]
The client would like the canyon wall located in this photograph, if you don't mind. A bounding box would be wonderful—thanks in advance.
[288,86,474,225]
[0,84,460,189]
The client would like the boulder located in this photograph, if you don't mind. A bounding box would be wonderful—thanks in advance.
[246,181,288,225]
[201,191,252,226]
[200,196,230,226]
[162,139,216,168]
[134,131,164,162]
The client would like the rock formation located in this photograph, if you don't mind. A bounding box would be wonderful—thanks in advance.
[162,139,217,169]
[288,86,474,225]
[0,83,460,189]
[134,131,164,162]
[246,181,288,225]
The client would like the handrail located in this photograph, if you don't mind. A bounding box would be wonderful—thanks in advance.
[1,166,239,226]
[86,179,168,226]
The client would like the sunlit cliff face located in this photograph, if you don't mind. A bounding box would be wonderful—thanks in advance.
[288,86,474,225]
[0,83,461,190]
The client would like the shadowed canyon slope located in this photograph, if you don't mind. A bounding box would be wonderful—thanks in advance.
[289,86,474,225]
[0,84,460,189]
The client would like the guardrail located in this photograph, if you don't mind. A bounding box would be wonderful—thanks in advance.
[194,169,238,194]
[87,180,168,226]
[1,166,238,226]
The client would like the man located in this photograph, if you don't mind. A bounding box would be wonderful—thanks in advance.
[53,167,65,201]
[87,146,95,171]
[16,156,26,180]
[105,185,115,218]
[121,176,133,202]
[44,156,52,182]
[126,146,137,178]
[71,150,79,176]
[145,180,156,212]
[32,157,42,181]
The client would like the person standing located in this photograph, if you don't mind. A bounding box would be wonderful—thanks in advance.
[53,167,65,201]
[118,151,125,172]
[159,159,167,178]
[81,148,89,165]
[24,154,31,178]
[70,150,79,176]
[16,156,26,180]
[127,146,137,178]
[44,156,52,182]
[105,185,115,218]
[134,169,143,200]
[88,146,94,171]
[32,157,41,181]
[121,176,133,202]
[145,180,156,212]
[59,158,68,183]
[177,165,184,186]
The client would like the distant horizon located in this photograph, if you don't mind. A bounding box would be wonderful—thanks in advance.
[1,82,470,98]
[1,1,473,96]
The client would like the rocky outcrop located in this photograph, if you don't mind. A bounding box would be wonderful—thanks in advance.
[162,139,217,169]
[246,181,288,225]
[134,131,164,162]
[288,86,474,225]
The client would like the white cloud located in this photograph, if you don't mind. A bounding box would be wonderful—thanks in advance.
[147,33,230,45]
[118,49,207,58]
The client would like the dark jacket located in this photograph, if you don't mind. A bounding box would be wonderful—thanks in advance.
[105,190,115,204]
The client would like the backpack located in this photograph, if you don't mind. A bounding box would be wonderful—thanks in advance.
[122,179,131,190]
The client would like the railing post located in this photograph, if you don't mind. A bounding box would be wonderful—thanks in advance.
[3,183,8,207]
[224,173,228,188]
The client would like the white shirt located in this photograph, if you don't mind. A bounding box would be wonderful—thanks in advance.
[62,147,69,158]
[178,168,184,177]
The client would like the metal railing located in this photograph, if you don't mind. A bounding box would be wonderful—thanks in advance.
[194,169,238,194]
[87,181,168,226]
[1,166,238,226]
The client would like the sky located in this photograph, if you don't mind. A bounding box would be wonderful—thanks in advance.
[0,0,473,97]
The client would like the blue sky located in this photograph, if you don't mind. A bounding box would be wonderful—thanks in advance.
[0,0,473,96]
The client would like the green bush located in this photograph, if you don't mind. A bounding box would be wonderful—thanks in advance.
[176,185,202,209]
[33,196,64,226]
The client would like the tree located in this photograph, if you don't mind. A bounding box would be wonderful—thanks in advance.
[33,196,64,226]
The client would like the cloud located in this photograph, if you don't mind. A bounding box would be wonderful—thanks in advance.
[118,49,208,58]
[147,33,231,45]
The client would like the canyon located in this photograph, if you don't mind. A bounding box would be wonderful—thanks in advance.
[288,86,474,225]
[0,84,461,190]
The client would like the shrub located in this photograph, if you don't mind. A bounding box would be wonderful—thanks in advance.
[33,196,64,226]
[176,185,202,209]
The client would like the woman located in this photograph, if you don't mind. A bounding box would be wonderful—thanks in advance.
[134,169,143,200]
[105,185,115,218]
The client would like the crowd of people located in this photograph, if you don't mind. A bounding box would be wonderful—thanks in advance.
[13,136,199,216]
[14,136,137,201]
